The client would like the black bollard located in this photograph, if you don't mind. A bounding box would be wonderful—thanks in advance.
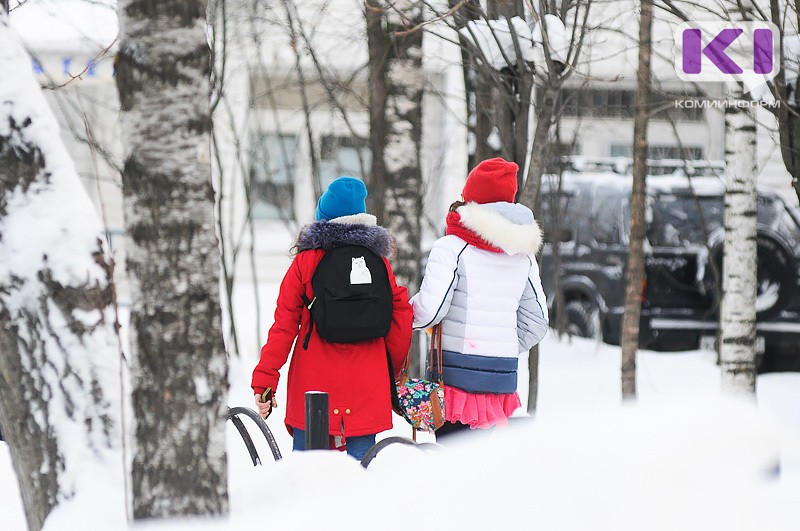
[305,391,329,450]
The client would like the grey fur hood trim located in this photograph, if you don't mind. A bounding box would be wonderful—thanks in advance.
[296,218,393,258]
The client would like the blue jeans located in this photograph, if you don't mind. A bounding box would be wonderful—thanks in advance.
[292,428,376,461]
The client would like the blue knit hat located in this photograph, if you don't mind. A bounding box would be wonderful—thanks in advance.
[315,177,367,221]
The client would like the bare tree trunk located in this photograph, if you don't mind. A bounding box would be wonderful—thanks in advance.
[474,73,496,164]
[0,14,121,530]
[366,0,424,374]
[452,1,530,169]
[550,124,574,336]
[720,82,758,395]
[516,7,571,411]
[484,1,530,170]
[479,1,540,413]
[208,0,244,360]
[620,0,654,399]
[520,0,592,208]
[522,94,552,412]
[115,0,229,519]
[520,86,557,207]
[463,0,505,165]
[527,348,540,411]
[449,0,481,169]
[365,1,389,219]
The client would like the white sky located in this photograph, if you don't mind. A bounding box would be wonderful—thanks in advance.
[8,0,117,48]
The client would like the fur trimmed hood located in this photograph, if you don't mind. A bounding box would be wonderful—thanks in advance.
[296,213,393,258]
[457,202,542,255]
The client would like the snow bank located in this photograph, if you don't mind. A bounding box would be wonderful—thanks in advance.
[3,334,800,529]
[132,394,796,531]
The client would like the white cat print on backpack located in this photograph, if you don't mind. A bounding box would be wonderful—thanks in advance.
[350,256,372,285]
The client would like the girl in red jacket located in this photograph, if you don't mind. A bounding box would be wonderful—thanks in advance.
[252,177,413,460]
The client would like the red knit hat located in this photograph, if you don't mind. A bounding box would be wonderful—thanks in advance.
[462,158,519,204]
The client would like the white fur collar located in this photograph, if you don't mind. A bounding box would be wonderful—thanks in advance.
[457,202,542,255]
[329,213,377,226]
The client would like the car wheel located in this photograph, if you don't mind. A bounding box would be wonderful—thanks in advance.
[564,301,599,339]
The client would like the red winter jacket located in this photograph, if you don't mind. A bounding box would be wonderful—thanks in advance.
[252,215,413,438]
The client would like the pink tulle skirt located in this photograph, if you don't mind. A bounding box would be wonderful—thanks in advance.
[443,384,522,429]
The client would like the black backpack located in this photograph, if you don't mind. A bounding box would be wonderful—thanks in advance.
[301,245,393,348]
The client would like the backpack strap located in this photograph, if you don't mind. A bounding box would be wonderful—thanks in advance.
[301,294,315,350]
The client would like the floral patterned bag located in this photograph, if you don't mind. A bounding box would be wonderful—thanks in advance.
[390,325,445,434]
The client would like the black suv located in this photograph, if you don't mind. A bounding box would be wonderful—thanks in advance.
[538,161,800,360]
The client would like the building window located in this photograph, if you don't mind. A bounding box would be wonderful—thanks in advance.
[609,144,631,158]
[648,145,704,160]
[546,87,704,122]
[609,144,704,161]
[597,89,635,118]
[552,87,634,119]
[249,133,297,220]
[319,135,371,190]
[651,91,705,122]
[559,88,591,117]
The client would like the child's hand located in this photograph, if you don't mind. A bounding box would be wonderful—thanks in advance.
[255,392,278,419]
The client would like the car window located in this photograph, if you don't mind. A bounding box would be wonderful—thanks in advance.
[756,194,784,225]
[789,205,800,229]
[540,190,575,243]
[651,194,723,246]
[619,196,655,245]
[772,202,800,252]
[590,192,626,245]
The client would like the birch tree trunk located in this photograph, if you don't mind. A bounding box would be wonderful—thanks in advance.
[366,0,424,374]
[620,0,654,399]
[0,13,121,530]
[720,83,758,395]
[115,0,229,518]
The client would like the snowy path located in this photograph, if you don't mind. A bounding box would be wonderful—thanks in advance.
[2,334,799,530]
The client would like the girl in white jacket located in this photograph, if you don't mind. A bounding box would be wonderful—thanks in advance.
[411,158,549,438]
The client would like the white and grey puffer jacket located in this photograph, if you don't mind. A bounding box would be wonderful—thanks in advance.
[410,201,549,394]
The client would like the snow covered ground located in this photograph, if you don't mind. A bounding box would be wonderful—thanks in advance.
[2,333,799,530]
